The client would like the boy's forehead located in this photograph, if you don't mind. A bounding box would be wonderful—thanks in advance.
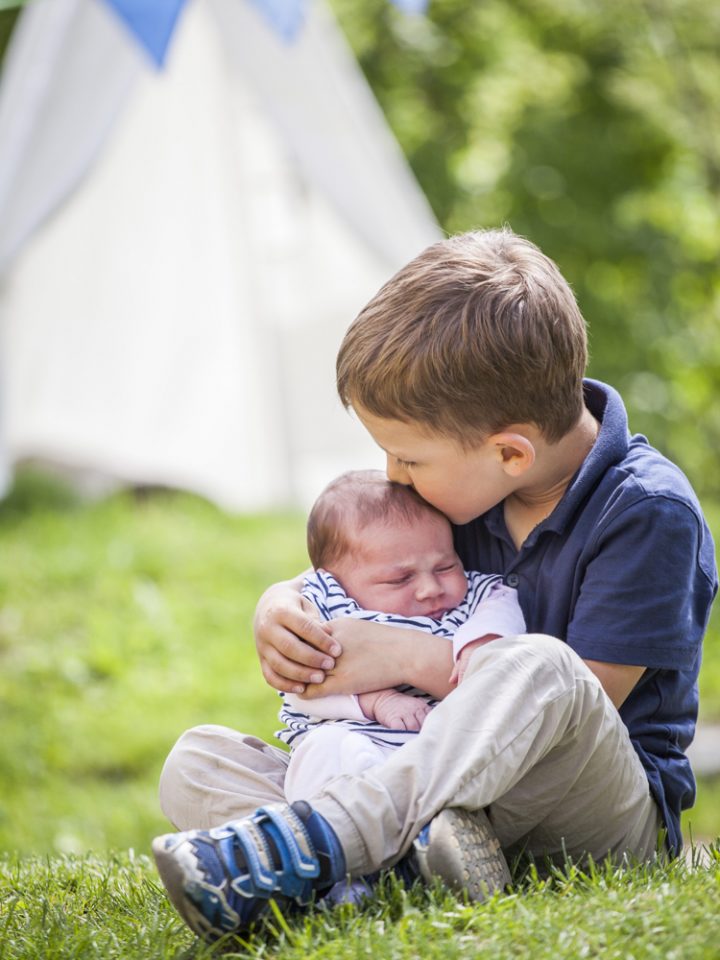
[352,403,444,449]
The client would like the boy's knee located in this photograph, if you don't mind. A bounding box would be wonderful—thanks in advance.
[159,724,247,798]
[520,633,576,666]
[523,634,595,682]
[159,725,215,803]
[164,724,231,764]
[465,633,587,685]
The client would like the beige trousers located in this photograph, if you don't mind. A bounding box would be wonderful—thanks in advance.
[159,635,662,875]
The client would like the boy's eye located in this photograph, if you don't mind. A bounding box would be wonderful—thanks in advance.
[436,563,458,574]
[396,458,417,469]
[385,576,411,586]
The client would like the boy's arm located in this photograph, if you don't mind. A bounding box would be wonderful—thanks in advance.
[447,636,644,707]
[254,575,454,698]
[565,496,716,708]
[582,661,645,709]
[312,578,525,698]
[303,617,455,700]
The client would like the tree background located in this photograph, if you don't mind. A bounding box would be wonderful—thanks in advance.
[330,0,720,524]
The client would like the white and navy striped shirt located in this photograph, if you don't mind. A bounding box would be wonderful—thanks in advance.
[276,569,525,749]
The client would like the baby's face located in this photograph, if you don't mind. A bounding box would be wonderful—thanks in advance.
[329,511,467,619]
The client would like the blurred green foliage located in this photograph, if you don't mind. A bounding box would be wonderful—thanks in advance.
[330,0,720,512]
[330,0,720,696]
[0,3,25,63]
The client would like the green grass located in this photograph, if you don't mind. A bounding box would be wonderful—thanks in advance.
[1,470,719,957]
[0,472,307,853]
[2,848,720,959]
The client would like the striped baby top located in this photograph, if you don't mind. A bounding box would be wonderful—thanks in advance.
[276,569,525,749]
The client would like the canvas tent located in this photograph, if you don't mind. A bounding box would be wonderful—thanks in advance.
[0,0,440,509]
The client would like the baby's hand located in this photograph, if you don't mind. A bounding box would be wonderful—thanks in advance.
[360,689,432,731]
[449,635,501,686]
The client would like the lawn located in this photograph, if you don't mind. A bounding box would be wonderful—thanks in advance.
[1,472,719,957]
[2,848,720,959]
[0,474,307,854]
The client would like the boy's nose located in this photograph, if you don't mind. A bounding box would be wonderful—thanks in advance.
[386,456,411,485]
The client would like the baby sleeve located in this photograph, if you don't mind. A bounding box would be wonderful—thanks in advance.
[282,692,366,722]
[452,577,526,662]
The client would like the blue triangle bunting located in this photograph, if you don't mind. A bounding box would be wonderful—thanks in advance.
[101,0,189,68]
[101,0,425,62]
[248,0,306,43]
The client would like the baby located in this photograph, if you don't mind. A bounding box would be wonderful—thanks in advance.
[279,470,526,803]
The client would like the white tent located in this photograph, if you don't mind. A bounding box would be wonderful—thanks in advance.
[0,0,440,509]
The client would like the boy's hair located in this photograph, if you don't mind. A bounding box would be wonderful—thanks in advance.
[336,227,587,444]
[307,469,446,570]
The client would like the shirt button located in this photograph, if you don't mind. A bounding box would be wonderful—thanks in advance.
[506,573,520,587]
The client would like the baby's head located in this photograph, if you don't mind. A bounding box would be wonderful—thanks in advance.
[307,470,467,619]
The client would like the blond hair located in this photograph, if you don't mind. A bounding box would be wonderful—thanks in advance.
[307,470,446,570]
[336,227,587,443]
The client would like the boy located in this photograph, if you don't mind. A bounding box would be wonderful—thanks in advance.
[154,228,717,942]
[281,468,526,804]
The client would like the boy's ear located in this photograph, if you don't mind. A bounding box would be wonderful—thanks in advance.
[491,432,536,477]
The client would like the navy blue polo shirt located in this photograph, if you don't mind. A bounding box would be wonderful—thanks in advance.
[453,379,717,854]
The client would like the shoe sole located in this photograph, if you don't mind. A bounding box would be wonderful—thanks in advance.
[152,835,229,941]
[413,807,511,901]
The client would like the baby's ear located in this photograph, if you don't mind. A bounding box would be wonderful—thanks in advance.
[492,432,536,477]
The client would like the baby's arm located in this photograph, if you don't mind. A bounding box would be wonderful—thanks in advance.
[283,691,366,722]
[358,689,432,731]
[449,578,527,685]
[284,688,431,731]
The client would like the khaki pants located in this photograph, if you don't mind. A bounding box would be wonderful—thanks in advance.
[159,635,662,875]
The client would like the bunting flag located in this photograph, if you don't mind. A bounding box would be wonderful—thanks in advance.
[101,0,189,67]
[100,0,427,64]
[248,0,305,42]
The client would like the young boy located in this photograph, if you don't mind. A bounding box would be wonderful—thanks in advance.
[154,228,717,942]
[281,469,526,805]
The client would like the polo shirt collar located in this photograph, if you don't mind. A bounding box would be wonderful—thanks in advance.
[482,379,631,545]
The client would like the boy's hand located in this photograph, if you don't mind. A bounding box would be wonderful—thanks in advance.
[449,634,500,686]
[302,619,454,701]
[360,689,432,731]
[253,581,341,694]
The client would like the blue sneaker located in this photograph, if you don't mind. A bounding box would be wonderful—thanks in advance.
[405,807,511,900]
[152,801,346,941]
